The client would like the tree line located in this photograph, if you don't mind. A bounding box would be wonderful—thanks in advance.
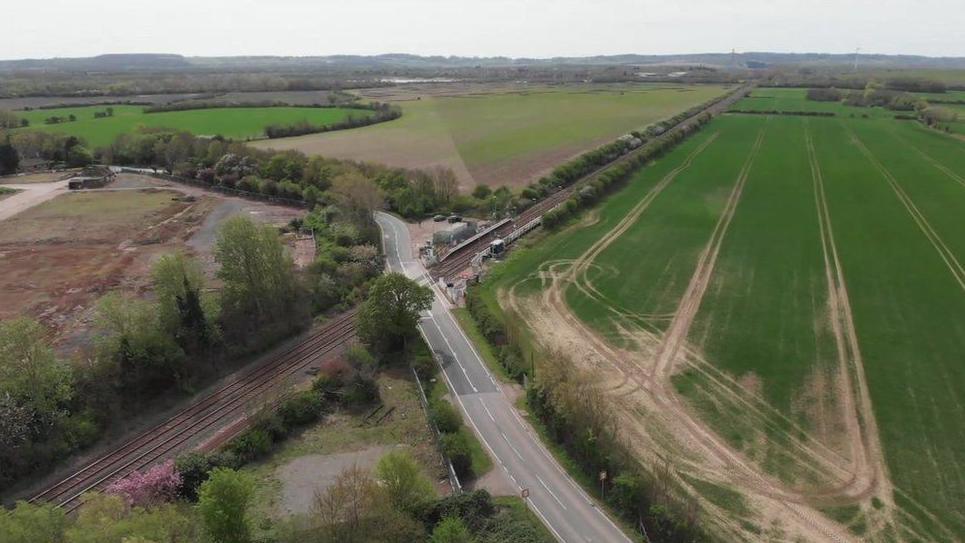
[458,87,755,541]
[541,109,714,229]
[804,84,960,131]
[0,216,317,490]
[264,104,401,139]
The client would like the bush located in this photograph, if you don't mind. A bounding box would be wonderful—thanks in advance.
[472,185,492,199]
[441,431,473,478]
[176,452,213,501]
[278,390,324,428]
[207,449,243,471]
[419,489,496,532]
[105,459,182,507]
[228,428,272,463]
[343,372,380,406]
[806,87,842,102]
[430,400,463,434]
[346,344,377,369]
[254,413,287,442]
[413,352,437,382]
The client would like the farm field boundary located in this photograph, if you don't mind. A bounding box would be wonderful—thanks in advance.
[476,106,965,540]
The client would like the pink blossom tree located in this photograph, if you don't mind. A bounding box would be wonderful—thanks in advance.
[105,460,183,507]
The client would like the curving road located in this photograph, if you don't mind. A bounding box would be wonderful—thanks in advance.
[377,211,632,543]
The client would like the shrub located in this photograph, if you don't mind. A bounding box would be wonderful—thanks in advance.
[198,468,254,543]
[343,373,380,406]
[413,352,437,382]
[105,459,182,507]
[440,431,473,478]
[228,428,272,463]
[472,185,492,199]
[346,344,377,369]
[430,400,463,434]
[175,452,213,501]
[207,449,243,471]
[419,490,496,531]
[253,413,287,442]
[278,390,324,428]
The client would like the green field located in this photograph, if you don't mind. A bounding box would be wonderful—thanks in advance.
[732,87,897,118]
[942,103,965,135]
[254,84,731,189]
[12,105,372,148]
[913,90,965,103]
[480,93,965,538]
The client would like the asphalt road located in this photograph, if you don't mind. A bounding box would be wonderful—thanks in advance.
[377,212,632,543]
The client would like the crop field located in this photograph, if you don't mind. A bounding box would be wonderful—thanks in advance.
[254,83,730,190]
[732,87,896,118]
[481,95,965,540]
[12,105,372,148]
[942,103,965,135]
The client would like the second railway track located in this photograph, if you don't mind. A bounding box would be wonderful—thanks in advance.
[431,85,751,282]
[30,310,358,512]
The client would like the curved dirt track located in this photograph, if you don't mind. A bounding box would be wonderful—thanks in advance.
[500,121,956,541]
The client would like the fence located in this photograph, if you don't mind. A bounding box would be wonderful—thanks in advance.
[410,366,463,495]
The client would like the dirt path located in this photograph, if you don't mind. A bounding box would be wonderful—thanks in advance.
[0,180,68,222]
[500,116,964,539]
[806,128,899,537]
[847,129,965,292]
[650,125,764,379]
[501,121,904,541]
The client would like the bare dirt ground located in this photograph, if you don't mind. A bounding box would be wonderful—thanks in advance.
[276,446,389,515]
[0,171,74,184]
[0,179,70,221]
[495,123,945,541]
[0,188,215,355]
[0,174,307,356]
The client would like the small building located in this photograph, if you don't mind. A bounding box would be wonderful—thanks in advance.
[67,166,115,190]
[432,220,477,246]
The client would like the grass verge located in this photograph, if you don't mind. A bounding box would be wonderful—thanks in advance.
[428,377,493,478]
[452,307,513,383]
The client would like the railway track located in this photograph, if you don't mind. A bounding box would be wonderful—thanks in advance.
[431,85,752,282]
[30,311,357,513]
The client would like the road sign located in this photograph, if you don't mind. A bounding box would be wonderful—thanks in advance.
[521,488,530,499]
[599,470,607,481]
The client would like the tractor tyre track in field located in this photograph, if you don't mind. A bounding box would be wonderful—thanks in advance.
[806,127,898,537]
[908,144,965,189]
[650,125,765,379]
[509,122,872,542]
[847,128,965,292]
[501,118,958,541]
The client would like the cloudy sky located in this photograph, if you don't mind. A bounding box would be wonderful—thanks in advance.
[2,0,963,60]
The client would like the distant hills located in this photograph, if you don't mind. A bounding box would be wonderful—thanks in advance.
[2,52,964,72]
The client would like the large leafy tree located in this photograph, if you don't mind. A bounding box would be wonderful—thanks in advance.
[375,450,435,513]
[215,216,307,349]
[356,273,433,352]
[0,318,72,424]
[197,468,254,543]
[0,136,19,175]
[152,252,218,355]
[95,294,185,393]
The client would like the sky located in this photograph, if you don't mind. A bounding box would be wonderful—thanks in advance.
[2,0,963,60]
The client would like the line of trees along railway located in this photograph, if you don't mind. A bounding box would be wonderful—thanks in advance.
[462,89,755,543]
[538,87,747,229]
[2,267,552,543]
[0,151,389,493]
